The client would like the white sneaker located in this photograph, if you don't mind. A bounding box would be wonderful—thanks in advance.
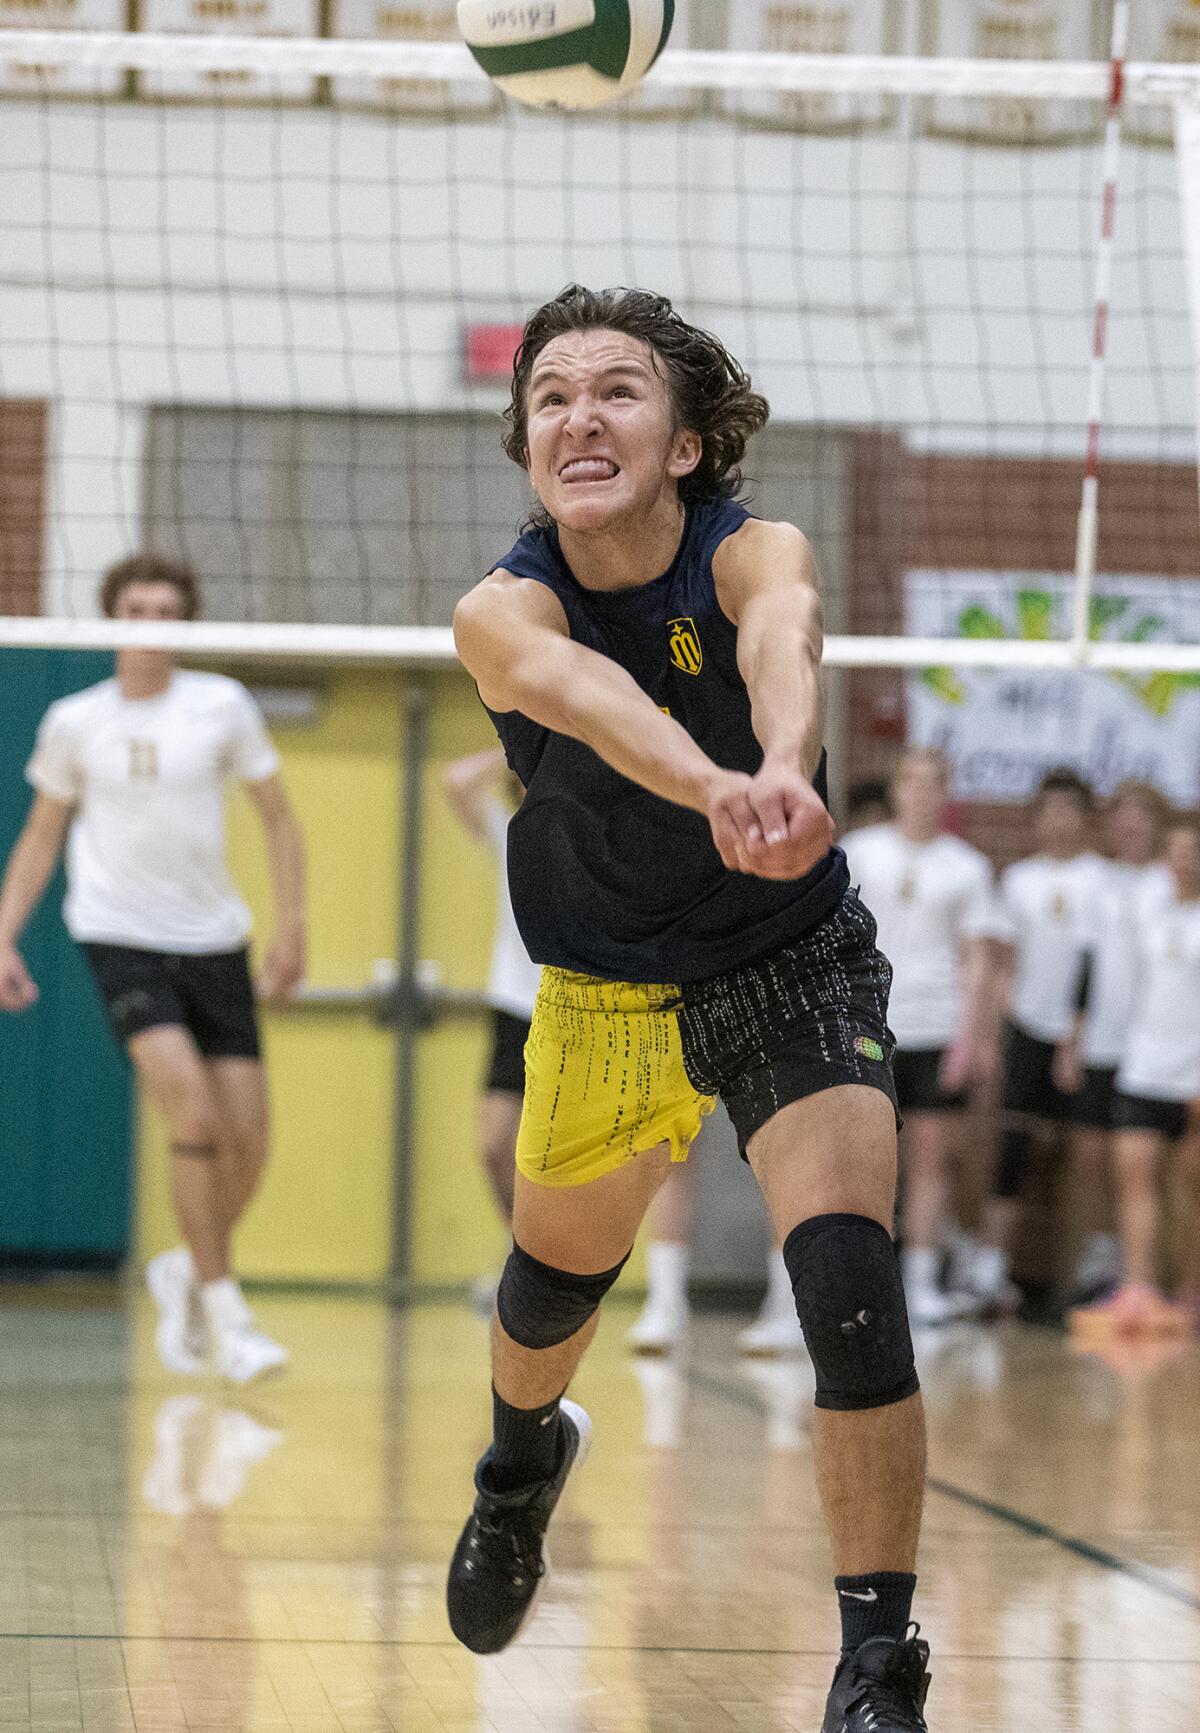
[737,1307,805,1357]
[626,1294,689,1354]
[215,1324,289,1386]
[147,1248,205,1376]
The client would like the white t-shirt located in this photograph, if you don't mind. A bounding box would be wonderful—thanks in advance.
[986,852,1108,1043]
[1118,892,1200,1102]
[484,799,541,1022]
[1078,861,1173,1068]
[842,824,995,1049]
[26,671,279,953]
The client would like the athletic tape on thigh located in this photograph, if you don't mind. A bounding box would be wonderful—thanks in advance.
[783,1213,919,1412]
[171,1141,218,1160]
[496,1240,630,1350]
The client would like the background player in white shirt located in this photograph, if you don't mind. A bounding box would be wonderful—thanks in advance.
[842,748,996,1324]
[443,749,541,1279]
[1053,782,1171,1304]
[1072,819,1200,1335]
[974,769,1106,1310]
[0,556,307,1383]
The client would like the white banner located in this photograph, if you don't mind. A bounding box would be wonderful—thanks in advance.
[0,0,126,96]
[722,0,898,131]
[921,0,1103,143]
[1130,0,1200,144]
[905,569,1200,803]
[330,0,498,113]
[137,0,321,100]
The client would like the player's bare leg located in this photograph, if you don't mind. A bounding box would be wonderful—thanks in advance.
[627,1159,693,1353]
[131,1026,229,1282]
[448,1144,673,1654]
[749,1086,925,1574]
[206,1058,270,1234]
[480,1091,521,1225]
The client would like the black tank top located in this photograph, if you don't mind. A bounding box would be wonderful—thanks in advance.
[484,497,849,983]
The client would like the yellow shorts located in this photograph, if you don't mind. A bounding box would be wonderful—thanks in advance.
[516,968,717,1189]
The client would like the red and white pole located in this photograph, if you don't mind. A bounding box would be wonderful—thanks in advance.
[1072,0,1130,662]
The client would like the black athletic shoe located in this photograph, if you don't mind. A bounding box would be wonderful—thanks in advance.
[446,1398,591,1654]
[821,1627,931,1732]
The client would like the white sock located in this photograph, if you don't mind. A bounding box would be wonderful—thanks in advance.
[766,1249,795,1318]
[200,1277,248,1334]
[903,1246,941,1294]
[646,1241,688,1309]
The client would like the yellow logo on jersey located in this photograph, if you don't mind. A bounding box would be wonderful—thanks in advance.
[668,617,703,676]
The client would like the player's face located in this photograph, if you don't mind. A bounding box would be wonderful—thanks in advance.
[1105,795,1160,865]
[1166,826,1200,896]
[891,759,945,832]
[1034,790,1089,855]
[112,581,187,622]
[525,330,701,532]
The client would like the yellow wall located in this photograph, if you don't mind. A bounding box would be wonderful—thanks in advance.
[137,669,406,1284]
[137,663,646,1292]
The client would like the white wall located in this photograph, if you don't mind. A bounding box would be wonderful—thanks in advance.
[0,89,1193,616]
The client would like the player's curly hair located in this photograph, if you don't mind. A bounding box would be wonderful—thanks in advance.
[99,553,200,620]
[505,285,769,525]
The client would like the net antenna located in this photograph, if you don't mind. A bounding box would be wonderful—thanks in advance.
[1072,0,1129,664]
[0,28,1198,672]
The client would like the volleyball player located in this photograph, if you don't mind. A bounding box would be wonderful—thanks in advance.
[0,555,305,1383]
[444,286,933,1732]
[842,748,995,1325]
[443,748,541,1287]
[971,770,1105,1310]
[1071,818,1200,1334]
[1054,782,1170,1304]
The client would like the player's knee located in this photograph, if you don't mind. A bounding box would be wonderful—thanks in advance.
[496,1240,629,1350]
[166,1091,221,1152]
[782,1214,919,1412]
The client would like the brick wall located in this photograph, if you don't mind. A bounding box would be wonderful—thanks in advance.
[0,402,47,618]
[845,434,1200,868]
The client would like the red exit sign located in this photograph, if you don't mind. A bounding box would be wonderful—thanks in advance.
[466,323,524,381]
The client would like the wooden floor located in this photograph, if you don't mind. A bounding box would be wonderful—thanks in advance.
[2,1289,1198,1732]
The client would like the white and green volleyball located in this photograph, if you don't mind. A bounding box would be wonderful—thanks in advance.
[457,1,675,111]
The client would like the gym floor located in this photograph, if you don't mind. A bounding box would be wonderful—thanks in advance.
[3,1289,1198,1731]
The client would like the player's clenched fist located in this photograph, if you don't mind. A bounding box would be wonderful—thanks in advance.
[0,941,39,1012]
[705,764,833,881]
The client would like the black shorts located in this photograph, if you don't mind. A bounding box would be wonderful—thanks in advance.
[893,1046,967,1116]
[485,1008,531,1095]
[1070,1065,1119,1131]
[677,888,899,1158]
[81,942,261,1060]
[1003,1023,1070,1123]
[1112,1092,1189,1140]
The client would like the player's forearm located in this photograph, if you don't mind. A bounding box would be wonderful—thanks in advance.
[0,830,59,945]
[559,673,725,813]
[959,943,995,1046]
[263,815,307,937]
[737,594,825,778]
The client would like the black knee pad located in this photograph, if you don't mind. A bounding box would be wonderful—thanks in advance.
[496,1241,630,1350]
[782,1214,919,1412]
[994,1124,1033,1200]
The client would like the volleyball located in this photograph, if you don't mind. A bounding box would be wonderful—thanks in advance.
[457,1,675,111]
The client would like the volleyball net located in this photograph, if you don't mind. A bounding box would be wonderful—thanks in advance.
[0,26,1199,679]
